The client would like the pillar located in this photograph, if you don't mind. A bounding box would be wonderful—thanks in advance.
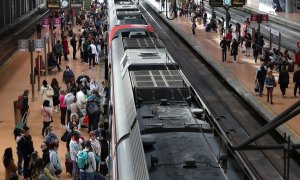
[286,0,294,13]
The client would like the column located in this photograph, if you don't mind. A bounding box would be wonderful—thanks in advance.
[286,0,294,13]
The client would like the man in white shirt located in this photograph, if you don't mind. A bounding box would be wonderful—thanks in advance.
[89,41,97,69]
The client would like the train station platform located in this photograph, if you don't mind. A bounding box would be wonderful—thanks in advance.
[0,25,105,178]
[145,0,300,145]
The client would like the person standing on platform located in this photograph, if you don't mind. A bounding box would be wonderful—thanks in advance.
[41,80,54,108]
[225,30,232,51]
[21,90,29,119]
[62,66,75,86]
[293,69,300,97]
[18,127,34,180]
[83,38,90,64]
[63,36,69,60]
[191,21,197,35]
[36,22,42,39]
[59,90,67,126]
[70,34,77,60]
[3,147,17,180]
[252,42,260,63]
[64,89,75,125]
[265,70,276,104]
[255,63,267,97]
[54,40,63,65]
[278,66,289,98]
[231,39,238,63]
[245,33,251,56]
[89,41,97,69]
[41,100,53,138]
[220,37,227,62]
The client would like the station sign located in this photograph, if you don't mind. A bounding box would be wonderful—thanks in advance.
[41,18,50,27]
[250,14,268,23]
[18,39,29,52]
[209,0,223,7]
[232,0,246,7]
[46,0,61,9]
[210,0,245,6]
[53,18,61,27]
[34,39,45,52]
[70,0,83,8]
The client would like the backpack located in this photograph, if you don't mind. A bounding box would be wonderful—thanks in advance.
[38,173,50,180]
[77,150,89,170]
[17,95,23,110]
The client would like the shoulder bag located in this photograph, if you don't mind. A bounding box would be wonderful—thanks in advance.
[45,86,54,97]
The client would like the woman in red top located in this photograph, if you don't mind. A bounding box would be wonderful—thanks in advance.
[63,36,69,60]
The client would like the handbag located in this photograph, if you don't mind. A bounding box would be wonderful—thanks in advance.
[254,82,259,92]
[9,172,18,180]
[77,107,84,118]
[83,115,89,124]
[61,131,69,142]
[45,86,54,97]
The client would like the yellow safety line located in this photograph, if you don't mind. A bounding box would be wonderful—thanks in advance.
[284,124,300,139]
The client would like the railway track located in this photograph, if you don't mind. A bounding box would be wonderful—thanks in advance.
[140,2,300,179]
[0,8,50,67]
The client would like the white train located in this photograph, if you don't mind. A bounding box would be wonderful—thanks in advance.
[106,1,228,180]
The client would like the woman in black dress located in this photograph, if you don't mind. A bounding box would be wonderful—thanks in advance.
[51,78,61,112]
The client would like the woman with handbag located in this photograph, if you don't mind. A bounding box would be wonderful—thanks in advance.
[41,100,53,138]
[50,78,61,112]
[41,80,54,107]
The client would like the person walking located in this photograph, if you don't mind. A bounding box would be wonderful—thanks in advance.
[231,39,238,63]
[41,80,54,108]
[278,66,289,98]
[293,69,300,97]
[86,90,101,132]
[62,66,75,86]
[63,36,69,60]
[54,40,63,65]
[51,78,61,112]
[79,140,96,180]
[265,70,276,104]
[70,34,77,60]
[36,22,42,39]
[192,21,197,35]
[255,63,267,97]
[225,30,232,51]
[3,147,18,180]
[18,126,34,180]
[220,37,227,62]
[245,33,251,56]
[252,42,260,63]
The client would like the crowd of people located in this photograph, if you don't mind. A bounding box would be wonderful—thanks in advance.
[4,1,110,180]
[179,2,299,105]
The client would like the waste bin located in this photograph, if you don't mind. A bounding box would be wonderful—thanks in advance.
[13,100,20,125]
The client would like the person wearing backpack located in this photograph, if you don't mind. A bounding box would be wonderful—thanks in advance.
[86,90,100,133]
[48,142,62,178]
[77,140,96,180]
[69,131,84,179]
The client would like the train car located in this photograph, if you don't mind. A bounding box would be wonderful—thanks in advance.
[106,1,242,180]
[108,0,146,28]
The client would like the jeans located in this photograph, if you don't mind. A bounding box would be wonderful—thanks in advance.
[79,171,94,180]
[294,83,300,96]
[17,150,23,175]
[89,54,96,67]
[60,107,67,125]
[72,46,77,59]
[222,48,227,62]
[42,121,51,137]
[88,112,99,132]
